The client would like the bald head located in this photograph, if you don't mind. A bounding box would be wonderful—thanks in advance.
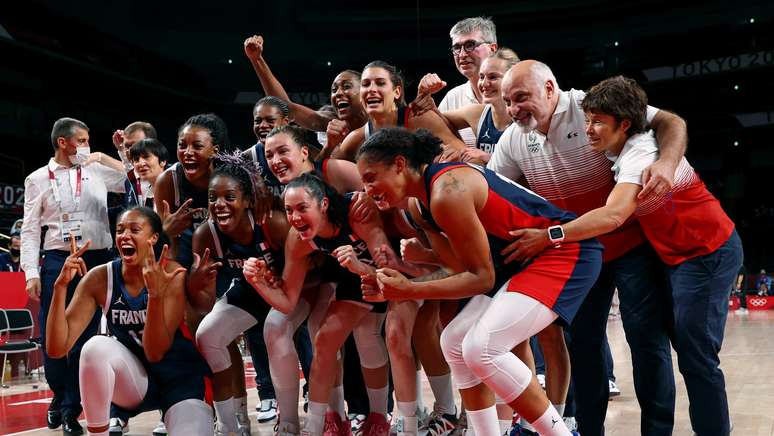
[501,60,561,134]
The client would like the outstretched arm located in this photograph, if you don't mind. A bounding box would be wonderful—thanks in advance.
[244,35,334,132]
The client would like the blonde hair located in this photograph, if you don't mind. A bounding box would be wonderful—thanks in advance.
[488,47,520,69]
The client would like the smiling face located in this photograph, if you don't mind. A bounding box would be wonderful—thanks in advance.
[360,67,402,117]
[177,126,218,182]
[478,57,507,104]
[131,152,165,184]
[357,156,410,210]
[501,67,554,133]
[208,174,251,235]
[115,209,158,266]
[330,71,364,122]
[264,132,310,184]
[253,104,288,143]
[584,111,630,154]
[284,186,328,240]
[451,30,494,79]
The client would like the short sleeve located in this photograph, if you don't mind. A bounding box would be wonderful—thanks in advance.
[487,125,524,182]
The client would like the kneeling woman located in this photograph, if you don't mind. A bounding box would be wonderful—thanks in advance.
[244,174,406,436]
[356,128,603,436]
[45,207,212,436]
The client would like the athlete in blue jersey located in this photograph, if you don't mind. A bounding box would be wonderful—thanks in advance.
[414,48,518,165]
[356,128,603,436]
[45,207,213,436]
[155,113,231,269]
[243,173,415,436]
[243,96,290,198]
[182,157,289,436]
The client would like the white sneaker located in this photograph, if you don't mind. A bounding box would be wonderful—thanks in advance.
[108,418,129,436]
[608,380,621,398]
[563,416,578,431]
[735,307,748,314]
[349,413,367,435]
[536,374,546,389]
[257,399,278,423]
[152,420,167,435]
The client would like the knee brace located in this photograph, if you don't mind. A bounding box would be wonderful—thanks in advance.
[352,312,388,369]
[164,398,213,436]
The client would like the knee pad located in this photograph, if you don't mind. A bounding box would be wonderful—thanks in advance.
[195,315,232,373]
[352,312,388,369]
[439,320,465,364]
[164,399,213,436]
[80,335,112,365]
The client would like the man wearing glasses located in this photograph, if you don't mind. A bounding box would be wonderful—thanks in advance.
[440,16,498,146]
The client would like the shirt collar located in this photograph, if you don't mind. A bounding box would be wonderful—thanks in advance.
[48,158,70,172]
[464,81,480,104]
[553,89,570,117]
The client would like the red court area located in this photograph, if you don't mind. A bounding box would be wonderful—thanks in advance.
[0,364,258,434]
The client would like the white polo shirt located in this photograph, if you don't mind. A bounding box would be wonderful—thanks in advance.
[21,158,126,280]
[487,88,658,261]
[439,81,480,146]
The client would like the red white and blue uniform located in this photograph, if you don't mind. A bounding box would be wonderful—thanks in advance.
[103,259,211,416]
[422,162,603,325]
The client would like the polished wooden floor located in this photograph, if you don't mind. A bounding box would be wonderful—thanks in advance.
[5,309,773,435]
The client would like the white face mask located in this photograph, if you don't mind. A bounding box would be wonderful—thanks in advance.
[68,146,91,165]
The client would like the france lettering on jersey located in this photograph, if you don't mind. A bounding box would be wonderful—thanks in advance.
[103,259,211,380]
[207,211,284,297]
[475,104,508,154]
[249,143,284,197]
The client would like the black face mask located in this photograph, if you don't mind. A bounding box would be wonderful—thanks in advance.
[10,248,20,257]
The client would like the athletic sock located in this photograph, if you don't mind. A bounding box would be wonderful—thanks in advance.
[214,397,237,433]
[307,401,327,435]
[367,385,389,416]
[530,404,570,436]
[499,419,512,435]
[328,385,346,420]
[427,373,456,415]
[554,403,565,417]
[520,417,537,432]
[397,400,419,434]
[466,406,499,436]
[415,370,426,412]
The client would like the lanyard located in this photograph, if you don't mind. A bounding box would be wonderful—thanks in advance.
[48,166,82,211]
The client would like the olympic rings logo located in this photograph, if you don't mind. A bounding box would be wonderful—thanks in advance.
[749,298,769,307]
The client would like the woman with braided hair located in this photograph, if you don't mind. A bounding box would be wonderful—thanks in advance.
[190,153,291,436]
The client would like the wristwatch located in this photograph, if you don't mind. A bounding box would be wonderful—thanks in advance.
[548,225,565,248]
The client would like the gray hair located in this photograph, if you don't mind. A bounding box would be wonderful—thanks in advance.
[450,17,497,44]
[50,117,89,150]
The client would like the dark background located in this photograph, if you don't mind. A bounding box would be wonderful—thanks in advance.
[1,0,773,272]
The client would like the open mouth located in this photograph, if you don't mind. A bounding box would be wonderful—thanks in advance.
[272,164,289,180]
[182,161,200,173]
[365,97,382,109]
[120,243,137,259]
[335,100,351,115]
[215,212,233,227]
[371,192,390,209]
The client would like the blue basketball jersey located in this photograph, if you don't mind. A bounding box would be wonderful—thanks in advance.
[103,259,210,380]
[475,104,508,154]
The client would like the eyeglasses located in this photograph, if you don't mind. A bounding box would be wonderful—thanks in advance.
[451,40,488,55]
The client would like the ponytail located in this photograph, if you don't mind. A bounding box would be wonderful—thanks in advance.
[356,127,442,170]
[285,173,348,230]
